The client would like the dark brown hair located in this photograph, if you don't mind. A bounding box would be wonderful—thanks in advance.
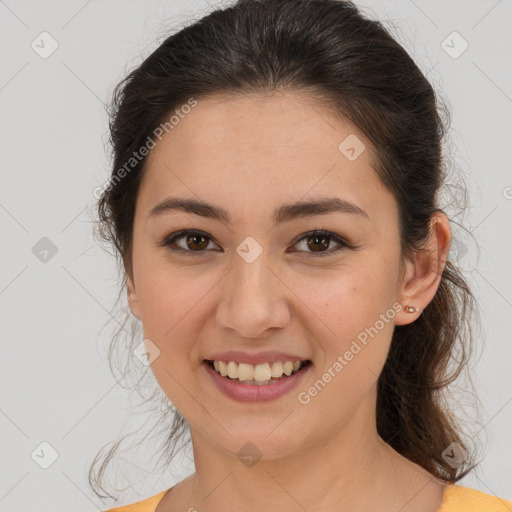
[90,0,481,500]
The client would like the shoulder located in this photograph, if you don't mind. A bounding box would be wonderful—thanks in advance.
[102,487,172,512]
[440,484,512,512]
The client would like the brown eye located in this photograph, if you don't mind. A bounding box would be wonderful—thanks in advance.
[160,230,218,254]
[160,229,350,257]
[292,230,348,256]
[185,233,210,251]
[306,233,330,252]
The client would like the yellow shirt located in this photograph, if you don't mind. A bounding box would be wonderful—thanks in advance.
[103,483,512,511]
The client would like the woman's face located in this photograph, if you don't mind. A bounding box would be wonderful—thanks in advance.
[127,91,421,460]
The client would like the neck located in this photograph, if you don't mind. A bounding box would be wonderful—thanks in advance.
[171,395,445,512]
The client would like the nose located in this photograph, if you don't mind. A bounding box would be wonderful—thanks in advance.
[215,248,291,339]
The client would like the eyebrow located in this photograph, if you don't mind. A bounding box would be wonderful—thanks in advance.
[148,196,369,224]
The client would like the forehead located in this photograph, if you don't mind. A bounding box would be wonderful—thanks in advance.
[148,91,365,165]
[139,91,396,225]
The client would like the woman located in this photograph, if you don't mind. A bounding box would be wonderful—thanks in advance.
[90,0,511,510]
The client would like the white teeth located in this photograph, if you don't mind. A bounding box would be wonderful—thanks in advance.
[283,361,294,376]
[270,361,283,377]
[254,363,271,381]
[227,361,238,379]
[238,363,254,381]
[209,359,306,382]
[219,361,228,377]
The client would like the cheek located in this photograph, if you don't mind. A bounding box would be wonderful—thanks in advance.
[303,264,397,370]
[135,251,214,335]
[132,270,202,384]
[137,266,208,410]
[301,276,396,421]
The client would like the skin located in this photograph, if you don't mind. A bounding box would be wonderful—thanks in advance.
[126,91,452,512]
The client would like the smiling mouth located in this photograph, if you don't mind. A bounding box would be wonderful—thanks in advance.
[204,359,312,385]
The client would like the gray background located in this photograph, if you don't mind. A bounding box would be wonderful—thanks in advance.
[1,0,511,510]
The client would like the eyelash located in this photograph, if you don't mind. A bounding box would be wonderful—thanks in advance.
[158,228,354,257]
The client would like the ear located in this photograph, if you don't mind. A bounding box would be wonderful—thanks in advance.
[127,273,142,320]
[394,212,452,326]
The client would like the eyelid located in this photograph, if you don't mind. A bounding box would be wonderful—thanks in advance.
[158,229,220,253]
[288,229,353,256]
[159,228,353,255]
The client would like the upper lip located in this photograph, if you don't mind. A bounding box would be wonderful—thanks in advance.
[205,351,310,365]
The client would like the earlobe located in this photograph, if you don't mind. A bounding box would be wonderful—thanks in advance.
[126,274,142,320]
[394,212,451,326]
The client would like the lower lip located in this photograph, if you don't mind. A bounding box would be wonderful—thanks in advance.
[203,361,311,402]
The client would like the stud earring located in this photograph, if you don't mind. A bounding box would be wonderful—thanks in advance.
[404,305,418,313]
